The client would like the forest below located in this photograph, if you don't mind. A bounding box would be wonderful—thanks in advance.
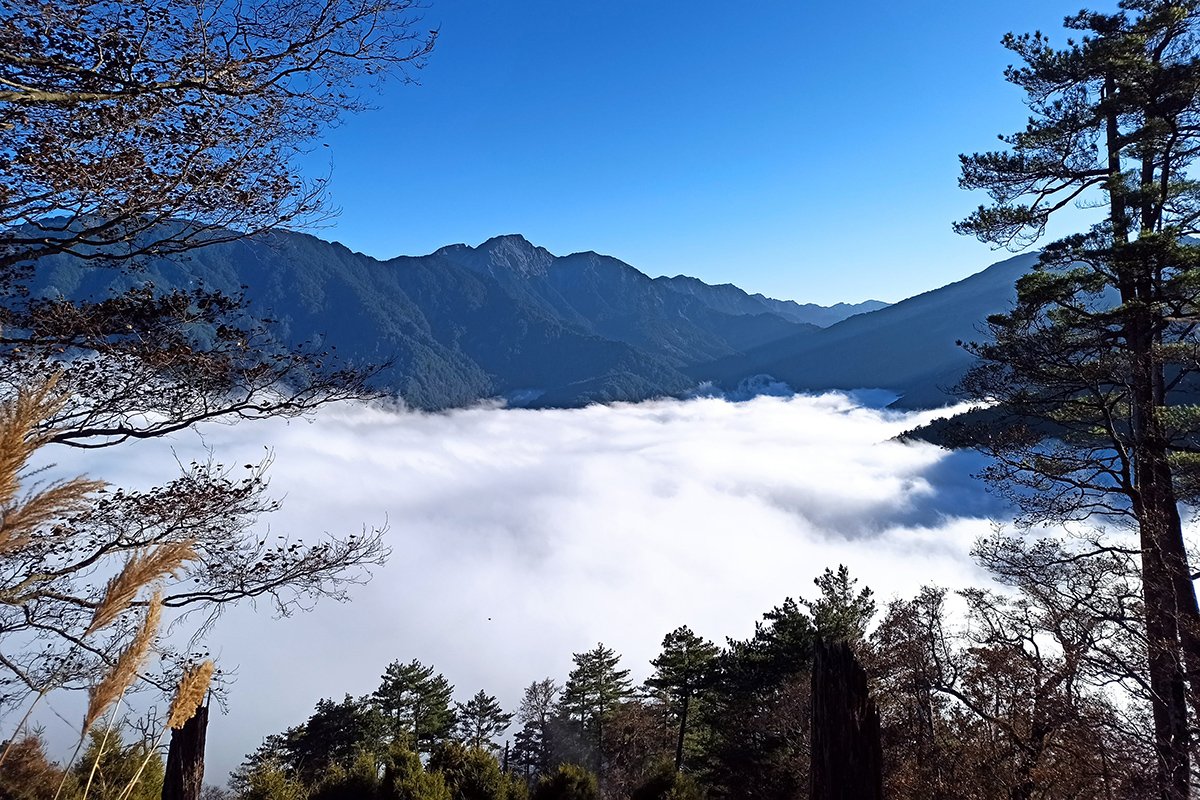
[0,554,1157,800]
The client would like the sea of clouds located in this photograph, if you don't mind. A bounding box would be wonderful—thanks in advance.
[30,392,1017,780]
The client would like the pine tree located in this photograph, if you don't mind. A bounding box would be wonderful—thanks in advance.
[644,627,718,772]
[802,565,877,643]
[558,644,633,780]
[456,691,515,753]
[278,695,389,784]
[954,4,1200,796]
[701,599,815,800]
[374,660,458,756]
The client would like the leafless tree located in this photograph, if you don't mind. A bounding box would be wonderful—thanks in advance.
[0,380,387,718]
[0,0,435,266]
[869,534,1157,800]
[0,0,432,729]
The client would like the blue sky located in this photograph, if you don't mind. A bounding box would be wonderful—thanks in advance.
[308,1,1118,304]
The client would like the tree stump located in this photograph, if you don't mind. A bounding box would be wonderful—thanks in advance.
[161,705,208,800]
[810,640,882,800]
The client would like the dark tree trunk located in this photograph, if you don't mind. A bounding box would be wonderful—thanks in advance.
[161,705,208,800]
[809,640,882,800]
[674,693,689,772]
[1133,451,1192,800]
[1127,297,1191,800]
[1106,87,1192,796]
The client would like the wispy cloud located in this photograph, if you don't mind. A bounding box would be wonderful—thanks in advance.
[32,393,1009,780]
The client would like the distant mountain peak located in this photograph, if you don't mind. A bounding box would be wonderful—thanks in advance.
[469,233,554,277]
[479,232,536,249]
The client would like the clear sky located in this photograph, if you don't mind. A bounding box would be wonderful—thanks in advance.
[307,1,1120,305]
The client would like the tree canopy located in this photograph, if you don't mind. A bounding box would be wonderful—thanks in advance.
[953,3,1200,796]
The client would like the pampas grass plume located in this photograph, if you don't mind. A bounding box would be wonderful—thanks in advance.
[85,541,196,636]
[0,377,64,507]
[82,591,163,735]
[0,376,104,555]
[166,660,214,730]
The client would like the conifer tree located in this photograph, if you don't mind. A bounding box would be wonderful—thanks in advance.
[456,691,514,753]
[644,627,718,772]
[558,644,633,779]
[75,728,165,800]
[802,565,877,643]
[269,695,389,784]
[374,660,457,756]
[954,4,1200,796]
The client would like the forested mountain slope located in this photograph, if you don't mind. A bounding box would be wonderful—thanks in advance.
[692,252,1038,407]
[26,231,850,408]
[25,226,1034,409]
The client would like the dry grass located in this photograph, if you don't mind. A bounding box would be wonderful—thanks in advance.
[0,377,62,506]
[82,591,163,735]
[85,541,197,637]
[0,477,104,555]
[0,376,104,555]
[166,660,214,730]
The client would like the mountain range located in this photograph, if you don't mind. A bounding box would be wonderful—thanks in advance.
[27,231,1033,409]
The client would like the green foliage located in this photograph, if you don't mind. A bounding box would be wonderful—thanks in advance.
[645,626,719,771]
[802,564,877,642]
[309,751,382,800]
[284,695,389,783]
[226,758,307,800]
[454,691,513,753]
[73,729,164,800]
[646,626,719,704]
[736,598,816,683]
[382,747,451,800]
[697,577,854,800]
[374,660,457,755]
[559,644,632,730]
[429,742,508,800]
[558,643,633,773]
[629,761,704,800]
[530,765,598,800]
[953,5,1200,797]
[501,773,528,800]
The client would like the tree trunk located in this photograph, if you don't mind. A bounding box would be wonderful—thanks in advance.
[809,640,882,800]
[161,705,208,800]
[1128,311,1191,800]
[1133,446,1192,800]
[674,693,688,772]
[1106,81,1192,797]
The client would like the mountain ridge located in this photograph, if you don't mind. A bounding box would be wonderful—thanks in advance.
[689,250,1037,407]
[23,228,1030,410]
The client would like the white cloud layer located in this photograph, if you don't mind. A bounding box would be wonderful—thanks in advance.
[27,393,1013,781]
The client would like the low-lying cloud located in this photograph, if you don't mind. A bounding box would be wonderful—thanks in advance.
[32,393,1012,780]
